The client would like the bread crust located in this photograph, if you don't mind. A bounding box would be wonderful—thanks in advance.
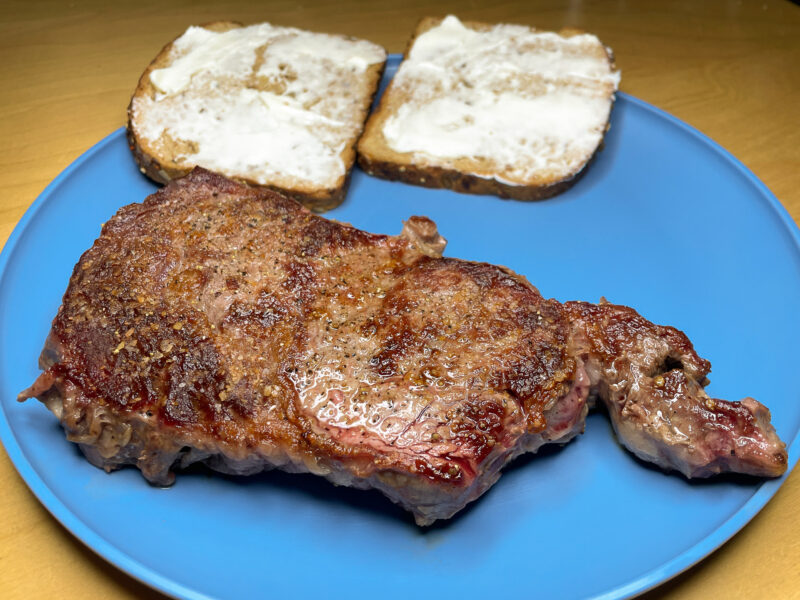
[357,16,618,202]
[357,151,593,201]
[127,21,385,212]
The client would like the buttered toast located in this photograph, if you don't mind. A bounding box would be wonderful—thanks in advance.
[128,21,386,211]
[357,16,620,201]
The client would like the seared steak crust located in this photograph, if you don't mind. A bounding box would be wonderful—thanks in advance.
[20,169,786,525]
[20,169,586,523]
[565,301,787,477]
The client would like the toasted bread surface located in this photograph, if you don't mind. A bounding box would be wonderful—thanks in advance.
[357,16,619,200]
[128,21,386,211]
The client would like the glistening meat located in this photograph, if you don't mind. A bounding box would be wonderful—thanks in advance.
[19,169,787,525]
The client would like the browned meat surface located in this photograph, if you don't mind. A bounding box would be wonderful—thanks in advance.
[565,301,787,477]
[19,169,787,525]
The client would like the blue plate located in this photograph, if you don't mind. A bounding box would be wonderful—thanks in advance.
[1,56,798,600]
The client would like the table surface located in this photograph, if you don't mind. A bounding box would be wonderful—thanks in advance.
[1,1,798,598]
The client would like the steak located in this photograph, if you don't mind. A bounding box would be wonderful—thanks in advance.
[19,168,787,525]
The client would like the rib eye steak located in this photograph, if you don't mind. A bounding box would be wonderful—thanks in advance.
[20,168,787,525]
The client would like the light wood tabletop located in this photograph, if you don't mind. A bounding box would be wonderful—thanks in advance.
[1,1,798,598]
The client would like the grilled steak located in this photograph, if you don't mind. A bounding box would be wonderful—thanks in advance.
[20,168,787,525]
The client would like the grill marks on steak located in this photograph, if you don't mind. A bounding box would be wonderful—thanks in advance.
[19,169,787,525]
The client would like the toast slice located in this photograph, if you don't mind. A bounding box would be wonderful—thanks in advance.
[357,16,620,201]
[128,21,386,211]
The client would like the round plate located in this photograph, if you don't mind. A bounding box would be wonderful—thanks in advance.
[1,56,798,600]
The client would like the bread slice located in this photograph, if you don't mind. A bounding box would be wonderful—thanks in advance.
[128,21,386,211]
[357,16,620,201]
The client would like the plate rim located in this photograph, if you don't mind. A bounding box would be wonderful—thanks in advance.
[0,73,798,600]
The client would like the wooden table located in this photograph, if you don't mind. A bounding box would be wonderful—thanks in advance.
[1,1,798,598]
